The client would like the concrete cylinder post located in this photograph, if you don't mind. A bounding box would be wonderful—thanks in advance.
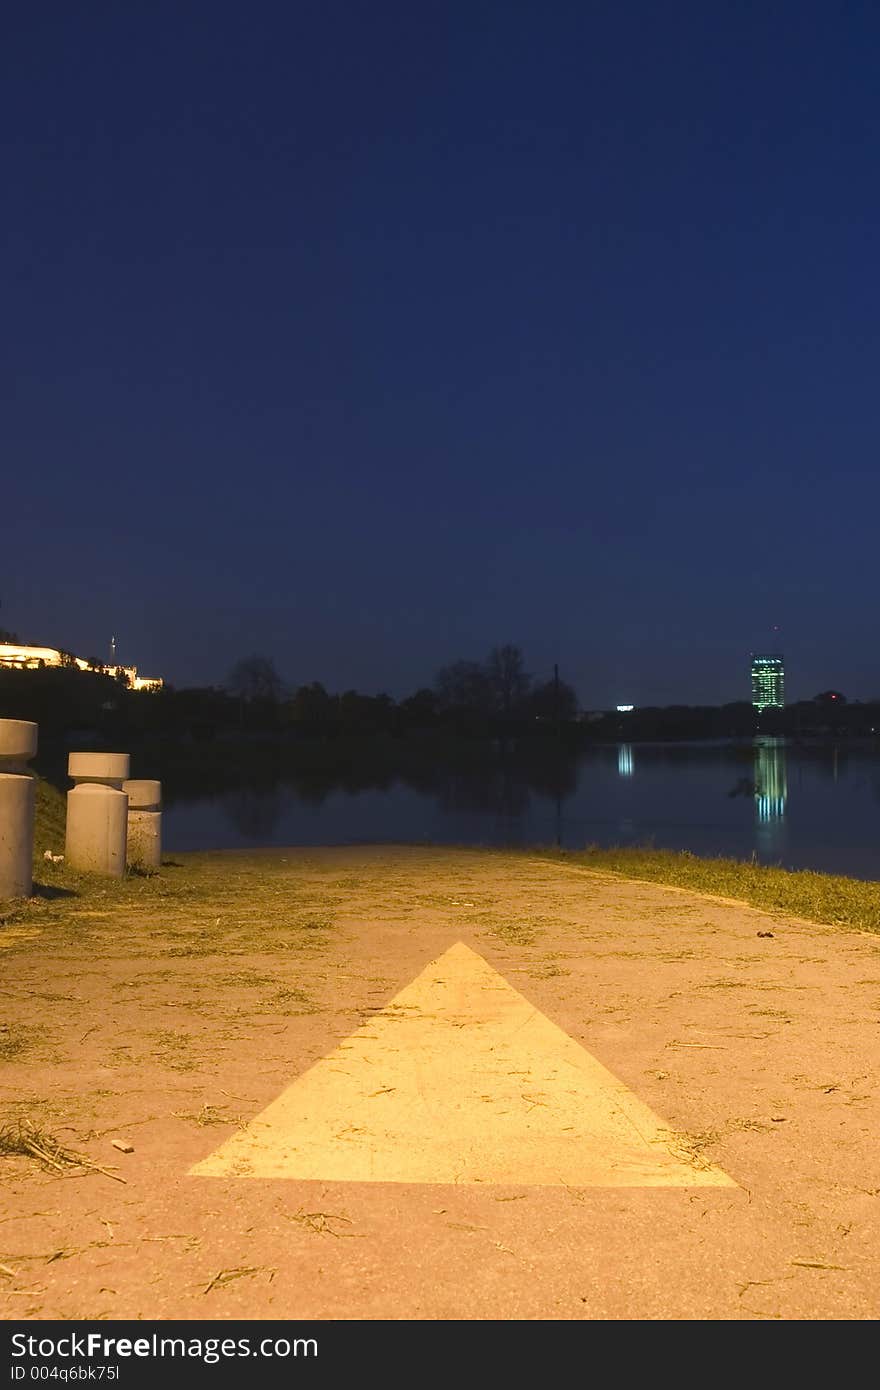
[65,752,130,878]
[123,779,162,871]
[68,752,131,789]
[0,719,38,900]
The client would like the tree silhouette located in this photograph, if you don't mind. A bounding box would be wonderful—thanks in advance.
[289,681,334,727]
[226,655,283,703]
[434,659,494,712]
[525,676,578,722]
[487,644,531,718]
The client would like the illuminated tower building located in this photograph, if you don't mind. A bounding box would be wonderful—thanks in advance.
[750,654,785,711]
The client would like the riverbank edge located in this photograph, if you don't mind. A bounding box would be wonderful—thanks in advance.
[3,775,876,939]
[538,845,880,936]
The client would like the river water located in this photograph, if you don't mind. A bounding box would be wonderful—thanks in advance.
[159,738,880,882]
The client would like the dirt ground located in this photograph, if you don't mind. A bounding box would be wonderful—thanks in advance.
[1,845,879,1321]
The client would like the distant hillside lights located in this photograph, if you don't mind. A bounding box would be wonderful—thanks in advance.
[0,643,162,692]
[750,654,785,712]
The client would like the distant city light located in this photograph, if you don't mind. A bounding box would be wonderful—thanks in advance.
[616,704,634,713]
[0,642,162,691]
[750,653,785,712]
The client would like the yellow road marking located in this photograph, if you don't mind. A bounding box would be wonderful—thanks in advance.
[191,942,735,1187]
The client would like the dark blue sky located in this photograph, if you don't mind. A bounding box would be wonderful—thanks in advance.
[4,2,879,706]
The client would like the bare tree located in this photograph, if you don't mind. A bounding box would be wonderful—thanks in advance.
[434,659,494,712]
[487,644,531,718]
[226,655,283,703]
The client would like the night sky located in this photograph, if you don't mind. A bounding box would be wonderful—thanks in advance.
[4,2,880,708]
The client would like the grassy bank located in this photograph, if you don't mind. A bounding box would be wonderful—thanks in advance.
[34,775,66,860]
[7,779,879,940]
[545,845,880,936]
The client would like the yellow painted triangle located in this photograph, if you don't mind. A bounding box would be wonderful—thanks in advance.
[190,942,736,1187]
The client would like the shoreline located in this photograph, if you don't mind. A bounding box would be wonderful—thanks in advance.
[6,786,880,939]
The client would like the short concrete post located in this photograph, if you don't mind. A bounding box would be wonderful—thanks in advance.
[65,752,130,877]
[123,779,162,870]
[0,719,38,900]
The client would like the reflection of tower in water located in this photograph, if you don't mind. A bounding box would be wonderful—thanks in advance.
[617,744,634,777]
[754,737,787,825]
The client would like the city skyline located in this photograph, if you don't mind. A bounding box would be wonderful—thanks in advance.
[1,627,869,712]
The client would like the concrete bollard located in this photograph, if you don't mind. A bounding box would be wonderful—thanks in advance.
[0,719,38,899]
[123,779,162,870]
[68,752,131,789]
[65,752,130,877]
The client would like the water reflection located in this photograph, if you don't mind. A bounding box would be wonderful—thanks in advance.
[192,742,580,845]
[436,766,529,817]
[225,785,283,840]
[753,737,787,863]
[754,737,787,822]
[157,735,880,880]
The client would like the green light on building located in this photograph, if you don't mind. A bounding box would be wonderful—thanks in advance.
[751,654,785,711]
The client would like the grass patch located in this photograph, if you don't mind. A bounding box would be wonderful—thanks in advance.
[149,1030,199,1071]
[489,920,540,946]
[271,985,316,1012]
[544,846,880,936]
[173,1104,243,1128]
[220,971,275,987]
[33,776,67,864]
[0,1026,32,1060]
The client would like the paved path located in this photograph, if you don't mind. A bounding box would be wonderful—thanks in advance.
[2,847,879,1320]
